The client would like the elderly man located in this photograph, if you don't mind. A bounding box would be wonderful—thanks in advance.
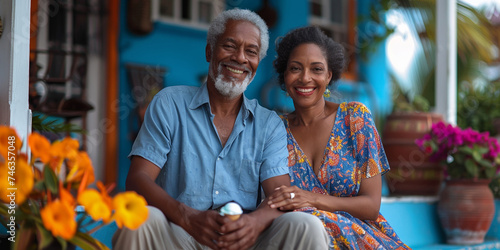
[112,9,328,250]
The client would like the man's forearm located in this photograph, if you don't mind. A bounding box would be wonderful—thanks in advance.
[248,174,291,232]
[126,172,190,228]
[247,197,285,233]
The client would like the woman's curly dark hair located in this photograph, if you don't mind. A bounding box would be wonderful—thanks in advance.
[273,26,346,91]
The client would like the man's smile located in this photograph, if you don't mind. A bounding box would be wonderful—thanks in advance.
[226,66,244,74]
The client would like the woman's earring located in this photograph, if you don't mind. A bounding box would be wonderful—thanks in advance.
[285,91,290,97]
[323,89,331,98]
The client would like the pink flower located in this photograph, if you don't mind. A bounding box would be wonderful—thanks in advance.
[416,121,500,179]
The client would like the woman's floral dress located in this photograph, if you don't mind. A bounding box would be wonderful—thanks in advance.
[283,102,410,250]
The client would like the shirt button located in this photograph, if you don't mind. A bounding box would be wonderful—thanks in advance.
[215,191,219,195]
[217,157,221,160]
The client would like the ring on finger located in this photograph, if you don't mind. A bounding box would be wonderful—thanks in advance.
[290,192,295,200]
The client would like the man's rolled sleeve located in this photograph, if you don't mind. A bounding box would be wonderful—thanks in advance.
[259,112,289,182]
[129,93,172,169]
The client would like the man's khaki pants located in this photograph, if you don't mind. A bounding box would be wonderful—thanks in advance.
[113,206,329,249]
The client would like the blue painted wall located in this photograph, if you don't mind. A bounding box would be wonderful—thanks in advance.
[116,0,390,190]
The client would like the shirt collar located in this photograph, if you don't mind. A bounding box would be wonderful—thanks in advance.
[188,82,211,110]
[188,82,254,120]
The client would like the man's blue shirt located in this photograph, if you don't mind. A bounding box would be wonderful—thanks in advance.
[129,83,289,211]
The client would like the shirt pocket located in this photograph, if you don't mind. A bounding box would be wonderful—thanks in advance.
[238,159,261,193]
[179,150,210,195]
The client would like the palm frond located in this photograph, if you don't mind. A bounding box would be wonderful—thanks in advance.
[32,113,85,134]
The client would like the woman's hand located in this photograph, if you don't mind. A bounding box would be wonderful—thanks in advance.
[266,185,315,211]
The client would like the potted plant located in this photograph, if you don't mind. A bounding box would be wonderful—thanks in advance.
[0,126,149,249]
[416,121,500,245]
[382,76,444,196]
[365,0,495,196]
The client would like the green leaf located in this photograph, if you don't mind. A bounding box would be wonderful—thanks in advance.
[472,150,482,162]
[34,179,46,192]
[28,199,40,216]
[429,141,438,151]
[12,224,36,250]
[484,166,496,179]
[454,154,465,165]
[0,204,10,227]
[56,236,68,250]
[69,231,110,250]
[32,113,85,134]
[458,146,473,155]
[478,159,493,168]
[476,146,489,155]
[43,165,59,194]
[0,203,8,216]
[465,159,479,178]
[35,222,55,249]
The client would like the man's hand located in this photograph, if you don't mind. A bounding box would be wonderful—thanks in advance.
[215,174,291,249]
[182,207,225,250]
[216,213,264,250]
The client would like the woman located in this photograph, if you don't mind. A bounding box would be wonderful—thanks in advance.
[267,26,410,249]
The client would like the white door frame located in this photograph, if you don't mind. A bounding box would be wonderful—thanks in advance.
[0,0,31,146]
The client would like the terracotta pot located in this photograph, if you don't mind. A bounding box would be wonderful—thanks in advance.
[437,179,495,245]
[383,112,444,196]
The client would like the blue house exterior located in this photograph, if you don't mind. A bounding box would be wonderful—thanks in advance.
[112,1,500,248]
[110,2,500,249]
[116,0,391,191]
[1,1,498,249]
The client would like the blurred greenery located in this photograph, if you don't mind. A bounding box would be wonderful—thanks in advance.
[457,81,500,135]
[32,113,85,134]
[362,0,500,198]
[365,0,496,116]
[389,73,430,112]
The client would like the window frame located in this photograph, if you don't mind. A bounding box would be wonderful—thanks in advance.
[309,0,357,80]
[152,0,226,30]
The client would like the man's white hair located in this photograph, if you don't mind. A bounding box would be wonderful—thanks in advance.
[207,8,269,61]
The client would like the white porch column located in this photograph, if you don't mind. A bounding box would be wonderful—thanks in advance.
[0,0,31,142]
[435,0,457,125]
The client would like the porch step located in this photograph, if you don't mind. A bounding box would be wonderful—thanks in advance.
[2,197,498,249]
[380,196,500,249]
[412,239,500,250]
[87,197,499,249]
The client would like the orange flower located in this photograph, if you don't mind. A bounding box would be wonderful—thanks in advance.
[66,151,95,185]
[28,132,52,163]
[48,137,79,173]
[40,199,76,240]
[51,137,79,160]
[0,126,22,161]
[112,191,148,229]
[48,156,64,173]
[59,183,75,207]
[0,155,34,204]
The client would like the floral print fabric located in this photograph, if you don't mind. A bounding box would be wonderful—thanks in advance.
[283,102,410,250]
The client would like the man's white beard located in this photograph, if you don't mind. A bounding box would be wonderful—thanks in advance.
[211,64,253,99]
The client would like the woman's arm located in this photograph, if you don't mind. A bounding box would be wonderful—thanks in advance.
[267,174,382,221]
